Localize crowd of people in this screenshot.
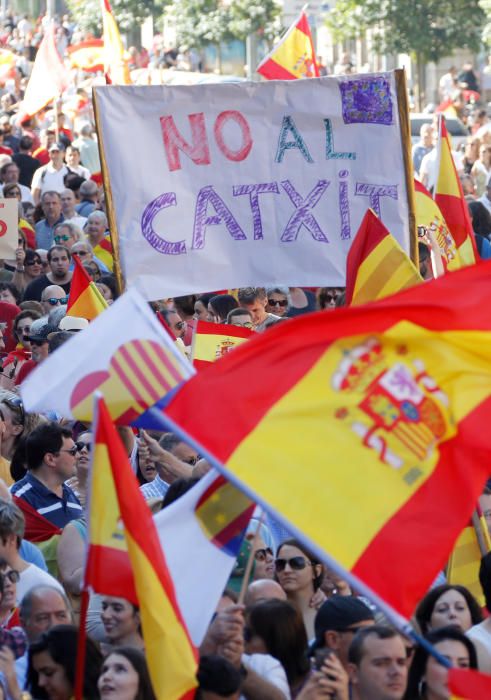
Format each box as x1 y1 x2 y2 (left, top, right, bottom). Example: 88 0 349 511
0 7 487 700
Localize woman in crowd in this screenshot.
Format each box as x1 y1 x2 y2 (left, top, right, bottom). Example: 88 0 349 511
66 431 91 507
415 584 482 635
0 559 20 627
0 283 20 307
194 293 214 321
471 144 491 196
11 249 43 295
98 647 156 700
101 596 144 652
207 294 238 323
1 309 41 388
405 626 477 700
97 275 119 306
275 538 324 640
266 287 290 317
27 624 102 700
245 598 311 697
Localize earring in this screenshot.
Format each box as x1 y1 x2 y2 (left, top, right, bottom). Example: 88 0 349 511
418 679 426 697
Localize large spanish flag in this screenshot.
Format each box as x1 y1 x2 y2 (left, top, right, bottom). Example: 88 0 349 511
89 397 197 698
414 178 463 271
345 209 422 305
157 261 491 618
101 0 131 85
449 668 491 699
192 320 253 370
67 255 108 321
434 116 477 266
256 7 319 80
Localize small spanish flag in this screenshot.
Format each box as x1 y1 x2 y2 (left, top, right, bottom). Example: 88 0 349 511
192 320 253 370
66 255 108 321
414 178 463 271
257 6 319 80
434 116 477 266
68 39 104 73
345 209 422 306
101 0 131 85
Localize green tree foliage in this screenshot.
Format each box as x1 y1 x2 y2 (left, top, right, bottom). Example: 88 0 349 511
66 0 154 34
327 0 484 64
168 0 281 49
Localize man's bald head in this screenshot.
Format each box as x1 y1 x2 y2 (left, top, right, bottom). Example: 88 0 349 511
19 585 72 642
245 579 287 607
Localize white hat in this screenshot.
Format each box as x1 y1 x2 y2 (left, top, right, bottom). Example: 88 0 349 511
59 316 89 332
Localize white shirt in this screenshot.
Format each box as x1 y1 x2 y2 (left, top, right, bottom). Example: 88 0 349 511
17 563 64 604
64 214 87 230
70 164 91 180
467 621 491 673
31 163 69 196
242 653 291 700
419 148 464 192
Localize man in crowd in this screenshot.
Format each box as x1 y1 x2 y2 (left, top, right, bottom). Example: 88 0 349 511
76 178 98 217
60 188 87 230
12 136 39 187
31 143 69 204
348 626 408 700
238 287 280 331
40 285 68 316
412 124 434 175
11 422 82 529
85 210 113 271
71 240 109 272
65 145 90 180
24 245 72 301
140 432 199 500
34 191 64 250
72 123 101 174
0 162 33 203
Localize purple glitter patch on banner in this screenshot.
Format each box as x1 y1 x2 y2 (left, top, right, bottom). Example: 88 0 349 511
340 77 393 125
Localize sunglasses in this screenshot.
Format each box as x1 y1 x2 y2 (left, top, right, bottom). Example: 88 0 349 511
3 396 24 424
1 569 19 584
268 299 288 307
254 547 273 562
44 296 69 306
73 250 88 257
58 446 78 456
275 556 311 572
75 441 91 452
54 234 70 243
175 321 186 330
26 259 42 266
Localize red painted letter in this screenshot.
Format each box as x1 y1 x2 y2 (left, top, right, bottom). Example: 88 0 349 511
160 113 211 172
214 110 253 162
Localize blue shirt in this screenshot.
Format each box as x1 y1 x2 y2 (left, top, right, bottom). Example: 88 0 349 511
140 475 169 501
35 215 64 250
19 540 48 571
11 472 82 529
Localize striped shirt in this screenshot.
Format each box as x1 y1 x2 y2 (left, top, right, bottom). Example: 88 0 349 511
11 472 82 529
140 475 169 501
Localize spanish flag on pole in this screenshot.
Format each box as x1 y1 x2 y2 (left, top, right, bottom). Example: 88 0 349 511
192 320 253 370
414 179 463 271
156 261 491 619
101 0 131 85
256 6 319 80
66 255 108 321
85 396 197 699
434 116 477 266
345 209 422 305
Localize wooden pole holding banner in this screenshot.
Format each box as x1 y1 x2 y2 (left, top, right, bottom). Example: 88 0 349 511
237 513 265 605
92 88 125 296
395 68 418 269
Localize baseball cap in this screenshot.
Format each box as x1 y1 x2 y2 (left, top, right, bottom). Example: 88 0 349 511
28 321 58 343
59 316 89 332
313 596 375 649
49 142 65 152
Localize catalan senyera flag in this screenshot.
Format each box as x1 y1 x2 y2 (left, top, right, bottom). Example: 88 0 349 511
18 24 70 120
68 39 104 73
192 320 254 370
67 255 108 321
20 287 195 423
345 209 422 306
91 397 197 698
155 260 491 618
414 178 463 272
101 0 131 85
256 7 319 80
434 116 477 266
449 667 491 699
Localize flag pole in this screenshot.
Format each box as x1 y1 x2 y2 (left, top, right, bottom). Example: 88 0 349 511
395 68 417 268
237 513 265 605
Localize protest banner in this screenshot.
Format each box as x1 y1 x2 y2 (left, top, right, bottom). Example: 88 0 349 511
0 199 18 258
93 69 415 300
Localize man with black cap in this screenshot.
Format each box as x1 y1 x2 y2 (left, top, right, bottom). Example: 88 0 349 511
312 595 375 670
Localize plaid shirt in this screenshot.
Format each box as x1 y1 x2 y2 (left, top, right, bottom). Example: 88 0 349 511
140 475 169 501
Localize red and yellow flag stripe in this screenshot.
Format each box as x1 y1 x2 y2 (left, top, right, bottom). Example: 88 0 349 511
67 255 108 321
257 9 319 80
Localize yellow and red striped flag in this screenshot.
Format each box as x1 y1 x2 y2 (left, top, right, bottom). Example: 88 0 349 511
449 667 491 699
157 260 491 618
192 320 253 370
68 39 104 73
86 396 198 698
414 178 463 272
67 255 108 321
345 209 422 306
434 116 477 266
257 7 319 80
101 0 131 85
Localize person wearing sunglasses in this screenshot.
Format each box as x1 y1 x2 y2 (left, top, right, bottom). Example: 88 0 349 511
11 249 43 297
275 538 324 640
160 308 187 340
23 244 72 303
11 422 82 530
0 559 21 627
53 221 83 250
266 287 291 318
65 432 91 508
40 285 69 316
0 310 42 388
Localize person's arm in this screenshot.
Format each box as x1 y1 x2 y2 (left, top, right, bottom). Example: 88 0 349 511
11 247 27 293
140 431 193 481
57 521 86 594
0 646 23 700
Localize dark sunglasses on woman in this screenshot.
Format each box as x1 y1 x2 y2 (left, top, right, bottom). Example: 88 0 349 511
275 556 311 572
